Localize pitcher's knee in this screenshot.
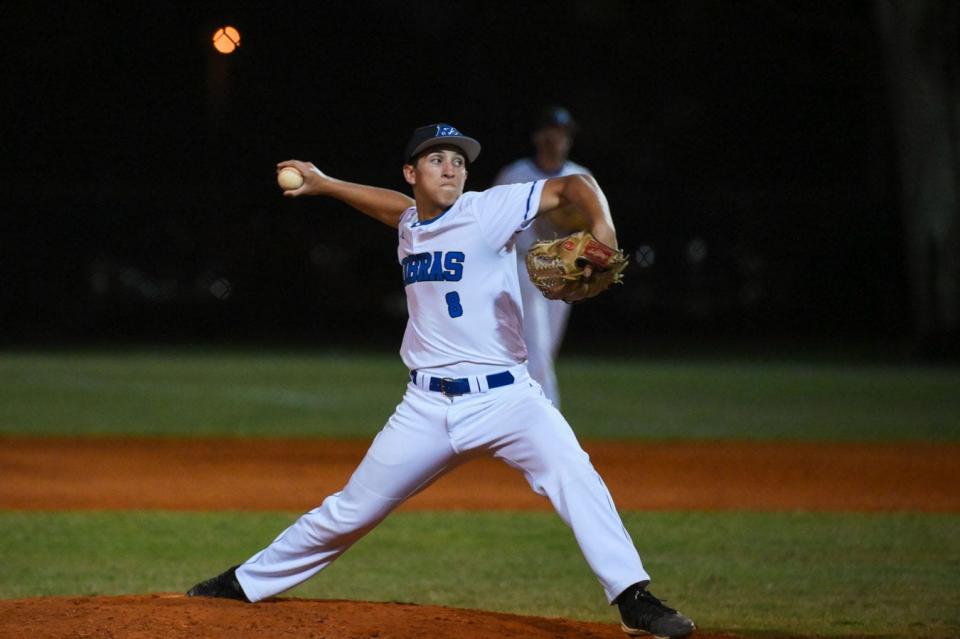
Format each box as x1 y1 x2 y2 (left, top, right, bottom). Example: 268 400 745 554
299 492 393 545
528 455 599 496
541 443 594 476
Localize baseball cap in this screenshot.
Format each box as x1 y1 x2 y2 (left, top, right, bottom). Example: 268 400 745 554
535 106 577 133
404 123 481 164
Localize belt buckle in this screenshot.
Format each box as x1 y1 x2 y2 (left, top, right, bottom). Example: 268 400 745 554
439 377 460 397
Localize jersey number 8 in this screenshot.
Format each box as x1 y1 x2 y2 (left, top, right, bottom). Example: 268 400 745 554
445 291 463 318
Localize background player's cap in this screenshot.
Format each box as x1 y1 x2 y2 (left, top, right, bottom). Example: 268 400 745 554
535 106 578 133
405 124 481 164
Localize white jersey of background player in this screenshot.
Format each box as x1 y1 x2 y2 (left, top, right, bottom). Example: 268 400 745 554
187 124 694 639
494 106 589 407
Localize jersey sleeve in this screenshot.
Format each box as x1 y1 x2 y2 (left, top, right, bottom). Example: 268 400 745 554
471 180 546 250
399 206 417 226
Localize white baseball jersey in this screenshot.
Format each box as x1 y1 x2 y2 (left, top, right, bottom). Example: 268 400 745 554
493 158 591 406
397 180 546 377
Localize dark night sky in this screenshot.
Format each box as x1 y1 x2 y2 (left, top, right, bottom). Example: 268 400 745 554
2 1 905 346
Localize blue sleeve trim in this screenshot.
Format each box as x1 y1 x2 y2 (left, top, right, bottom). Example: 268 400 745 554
523 181 538 221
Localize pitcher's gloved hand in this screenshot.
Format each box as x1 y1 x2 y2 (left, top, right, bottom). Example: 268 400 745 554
525 231 629 303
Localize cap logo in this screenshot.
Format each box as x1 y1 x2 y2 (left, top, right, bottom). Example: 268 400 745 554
436 125 461 137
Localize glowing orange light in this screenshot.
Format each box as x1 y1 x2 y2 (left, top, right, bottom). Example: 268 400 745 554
212 26 241 54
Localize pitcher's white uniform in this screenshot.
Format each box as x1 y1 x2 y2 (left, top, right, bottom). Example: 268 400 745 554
234 179 649 605
494 158 591 406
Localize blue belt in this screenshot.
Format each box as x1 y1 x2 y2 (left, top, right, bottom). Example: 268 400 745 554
410 370 516 396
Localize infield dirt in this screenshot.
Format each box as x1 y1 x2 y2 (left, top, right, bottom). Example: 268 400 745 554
0 595 755 639
1 437 957 511
2 437 957 638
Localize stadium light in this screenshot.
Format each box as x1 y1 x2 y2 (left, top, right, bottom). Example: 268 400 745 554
212 26 241 54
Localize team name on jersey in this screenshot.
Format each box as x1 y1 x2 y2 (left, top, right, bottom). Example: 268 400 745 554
402 251 465 285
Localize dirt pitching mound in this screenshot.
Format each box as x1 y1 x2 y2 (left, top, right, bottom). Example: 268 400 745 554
0 595 744 639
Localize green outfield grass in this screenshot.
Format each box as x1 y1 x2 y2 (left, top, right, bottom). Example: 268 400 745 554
0 511 957 638
1 350 958 440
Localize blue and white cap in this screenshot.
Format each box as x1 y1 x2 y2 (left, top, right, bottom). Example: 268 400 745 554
404 123 481 163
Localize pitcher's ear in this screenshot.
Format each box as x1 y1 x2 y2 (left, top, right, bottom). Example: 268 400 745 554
402 163 416 186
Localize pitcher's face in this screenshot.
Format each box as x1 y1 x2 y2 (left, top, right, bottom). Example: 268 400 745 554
404 147 468 209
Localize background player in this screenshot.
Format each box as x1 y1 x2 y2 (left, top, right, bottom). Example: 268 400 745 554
187 123 694 639
493 106 590 407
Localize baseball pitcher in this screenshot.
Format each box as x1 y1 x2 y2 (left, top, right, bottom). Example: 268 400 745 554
187 123 694 639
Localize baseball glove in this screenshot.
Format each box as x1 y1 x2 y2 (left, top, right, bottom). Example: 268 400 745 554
525 231 629 303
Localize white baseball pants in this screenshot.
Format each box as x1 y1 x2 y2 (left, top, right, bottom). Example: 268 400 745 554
518 263 572 407
235 367 649 604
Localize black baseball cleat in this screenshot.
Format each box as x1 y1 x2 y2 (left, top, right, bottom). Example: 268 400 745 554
616 583 695 638
186 565 250 602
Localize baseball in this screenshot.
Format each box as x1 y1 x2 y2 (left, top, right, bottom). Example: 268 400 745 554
277 167 304 191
